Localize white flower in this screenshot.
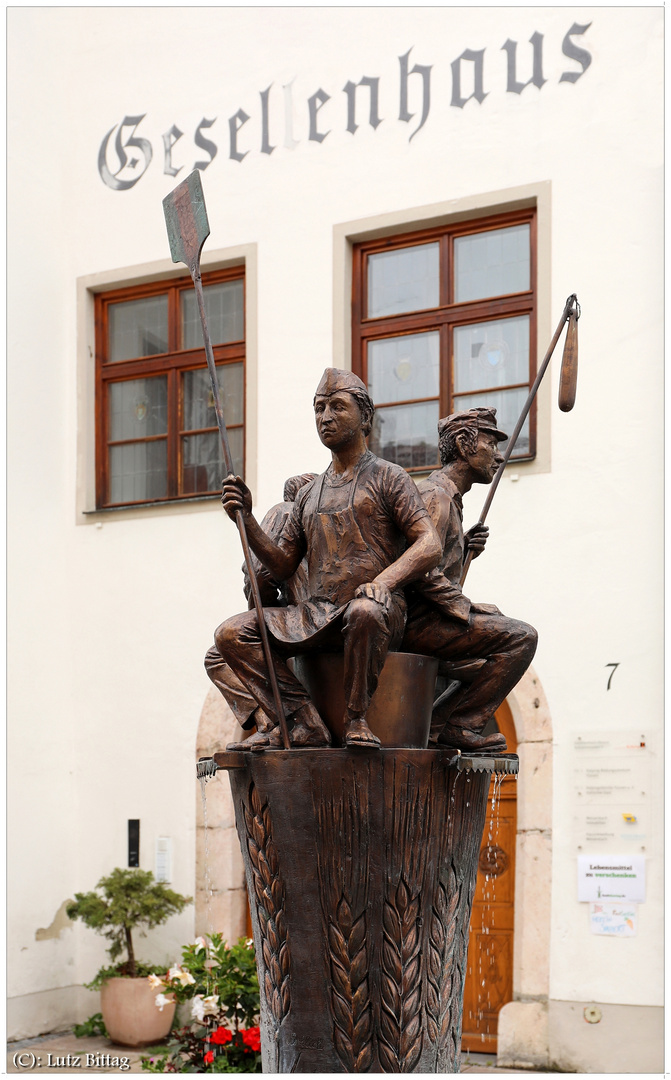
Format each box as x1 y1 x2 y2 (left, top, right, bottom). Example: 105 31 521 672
245 938 254 949
191 994 219 1022
191 937 207 952
147 974 164 990
154 993 174 1012
167 966 182 981
176 970 196 986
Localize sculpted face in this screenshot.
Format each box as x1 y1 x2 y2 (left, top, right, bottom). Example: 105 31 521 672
314 391 364 450
465 431 504 484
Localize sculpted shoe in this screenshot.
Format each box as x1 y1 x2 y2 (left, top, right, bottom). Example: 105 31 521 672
226 726 285 752
343 716 381 749
436 723 507 753
289 703 332 748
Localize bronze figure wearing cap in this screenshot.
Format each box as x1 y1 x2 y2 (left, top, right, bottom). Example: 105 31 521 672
402 407 538 751
210 369 442 749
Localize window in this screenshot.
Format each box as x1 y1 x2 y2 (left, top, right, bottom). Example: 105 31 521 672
95 268 244 507
352 210 536 471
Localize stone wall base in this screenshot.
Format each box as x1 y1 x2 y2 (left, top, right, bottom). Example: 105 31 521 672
498 998 664 1073
8 985 99 1041
497 1000 549 1069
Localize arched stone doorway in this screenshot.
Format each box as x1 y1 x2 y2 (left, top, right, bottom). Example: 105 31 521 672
194 687 248 940
497 664 553 1068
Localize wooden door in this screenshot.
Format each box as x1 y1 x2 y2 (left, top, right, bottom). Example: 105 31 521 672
461 703 517 1054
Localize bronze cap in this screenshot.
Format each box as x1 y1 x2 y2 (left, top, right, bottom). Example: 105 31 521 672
314 368 369 400
438 407 508 443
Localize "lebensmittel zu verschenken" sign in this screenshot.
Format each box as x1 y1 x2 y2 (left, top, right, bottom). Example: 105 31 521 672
577 855 645 902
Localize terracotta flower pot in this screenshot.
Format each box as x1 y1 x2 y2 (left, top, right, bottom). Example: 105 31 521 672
100 977 175 1047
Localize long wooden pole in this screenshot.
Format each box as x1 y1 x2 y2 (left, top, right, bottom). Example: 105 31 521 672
163 172 291 749
459 294 580 586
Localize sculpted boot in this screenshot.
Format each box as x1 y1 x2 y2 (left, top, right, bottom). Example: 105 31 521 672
226 707 283 752
436 720 507 753
289 702 332 748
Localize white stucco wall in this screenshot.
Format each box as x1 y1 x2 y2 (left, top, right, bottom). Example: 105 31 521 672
8 5 663 1055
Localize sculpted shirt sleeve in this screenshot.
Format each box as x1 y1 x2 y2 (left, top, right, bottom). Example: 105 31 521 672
243 503 286 608
412 477 472 623
274 484 310 575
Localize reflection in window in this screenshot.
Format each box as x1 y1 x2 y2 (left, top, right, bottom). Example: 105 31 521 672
454 224 530 303
368 243 439 318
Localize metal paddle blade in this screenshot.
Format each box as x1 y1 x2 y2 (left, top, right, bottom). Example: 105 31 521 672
162 170 210 271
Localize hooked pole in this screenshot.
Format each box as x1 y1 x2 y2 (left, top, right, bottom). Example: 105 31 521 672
459 293 580 586
163 171 291 750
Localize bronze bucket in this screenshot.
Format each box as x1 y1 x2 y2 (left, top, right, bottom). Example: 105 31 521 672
290 651 438 748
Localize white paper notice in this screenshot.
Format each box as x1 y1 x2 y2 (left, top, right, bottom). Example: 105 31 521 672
577 855 646 902
590 902 637 936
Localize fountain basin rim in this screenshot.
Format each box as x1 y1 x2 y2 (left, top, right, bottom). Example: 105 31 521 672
197 748 519 776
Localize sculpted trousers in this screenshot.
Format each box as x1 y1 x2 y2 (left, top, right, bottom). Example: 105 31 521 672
402 607 537 734
204 648 267 731
212 597 405 725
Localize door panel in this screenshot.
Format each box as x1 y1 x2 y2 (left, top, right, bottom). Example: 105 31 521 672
461 704 517 1054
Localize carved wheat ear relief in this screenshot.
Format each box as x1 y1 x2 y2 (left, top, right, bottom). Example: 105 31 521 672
426 858 461 1049
315 770 374 1073
378 768 431 1073
243 782 290 1032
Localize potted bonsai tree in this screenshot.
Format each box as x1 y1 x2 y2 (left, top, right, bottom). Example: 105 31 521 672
67 868 192 1047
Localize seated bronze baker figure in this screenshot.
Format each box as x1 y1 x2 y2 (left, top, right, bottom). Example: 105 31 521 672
209 368 442 749
403 407 538 752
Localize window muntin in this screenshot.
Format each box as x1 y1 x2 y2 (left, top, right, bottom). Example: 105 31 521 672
96 268 244 508
353 211 536 471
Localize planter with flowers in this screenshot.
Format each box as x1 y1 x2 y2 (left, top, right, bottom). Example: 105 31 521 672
140 934 262 1073
66 868 192 1047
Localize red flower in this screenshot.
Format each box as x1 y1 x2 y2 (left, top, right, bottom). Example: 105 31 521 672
210 1027 233 1045
241 1027 261 1052
203 1050 214 1065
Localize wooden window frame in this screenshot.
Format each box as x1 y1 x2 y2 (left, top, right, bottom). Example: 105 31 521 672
95 266 245 508
352 208 537 472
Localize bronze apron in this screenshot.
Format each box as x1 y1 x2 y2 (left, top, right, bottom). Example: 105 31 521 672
264 453 394 646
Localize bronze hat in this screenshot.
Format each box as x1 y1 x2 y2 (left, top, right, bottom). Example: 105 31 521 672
314 368 370 400
437 407 508 443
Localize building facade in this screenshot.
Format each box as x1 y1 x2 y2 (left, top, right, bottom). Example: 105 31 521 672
8 7 663 1072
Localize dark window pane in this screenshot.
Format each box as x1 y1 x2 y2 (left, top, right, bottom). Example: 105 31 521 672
367 332 439 405
454 224 529 302
368 243 439 318
181 280 244 348
108 296 168 362
109 440 168 503
182 364 243 431
453 316 529 394
369 401 440 470
452 388 530 456
181 428 243 494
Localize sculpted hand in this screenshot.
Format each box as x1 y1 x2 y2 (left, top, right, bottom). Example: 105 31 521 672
355 581 392 614
465 523 489 559
471 601 502 616
221 474 253 521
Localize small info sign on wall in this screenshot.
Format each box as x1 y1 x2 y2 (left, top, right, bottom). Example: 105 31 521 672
577 855 645 902
589 902 637 937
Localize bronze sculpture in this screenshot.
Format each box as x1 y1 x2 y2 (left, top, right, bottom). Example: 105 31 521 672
165 174 579 1074
403 408 538 752
204 472 316 750
211 368 442 749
